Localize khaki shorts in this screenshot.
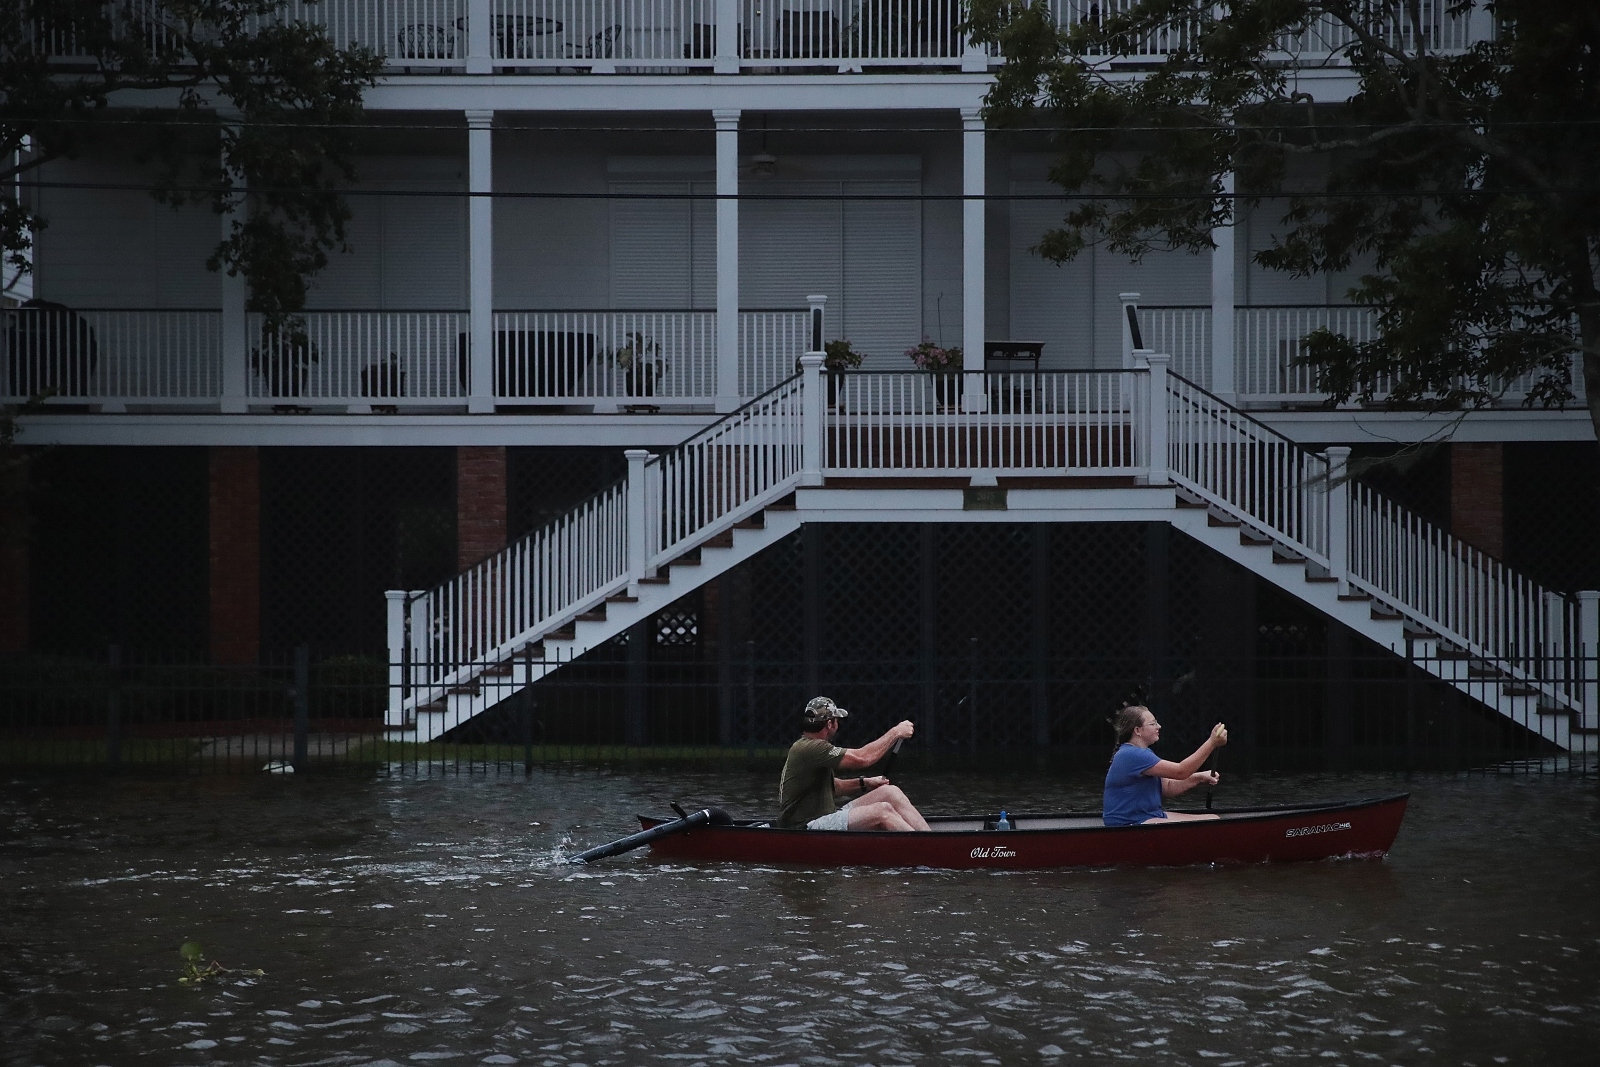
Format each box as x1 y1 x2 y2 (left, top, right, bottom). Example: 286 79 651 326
806 800 855 831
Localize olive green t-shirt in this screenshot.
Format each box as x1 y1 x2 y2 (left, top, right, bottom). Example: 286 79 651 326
778 737 847 828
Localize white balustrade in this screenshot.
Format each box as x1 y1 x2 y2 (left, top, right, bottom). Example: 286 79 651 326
652 374 807 563
1 308 221 403
1347 483 1568 682
1139 306 1211 388
1166 372 1330 562
826 371 1144 475
1234 305 1378 400
407 480 630 704
739 309 809 396
491 310 715 400
247 311 467 403
277 0 469 65
35 0 1491 67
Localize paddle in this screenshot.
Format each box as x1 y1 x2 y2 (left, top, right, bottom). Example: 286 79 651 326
568 806 732 864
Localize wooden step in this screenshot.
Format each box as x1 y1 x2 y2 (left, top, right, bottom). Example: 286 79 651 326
1271 547 1306 564
447 683 480 696
607 593 638 604
1537 704 1572 718
671 551 703 566
483 663 514 677
1240 530 1272 547
547 623 576 640
639 574 671 585
1402 622 1438 641
1370 605 1404 621
734 515 765 530
767 492 798 511
1338 591 1372 602
1304 573 1338 584
577 606 607 623
419 700 446 715
703 530 734 549
1467 664 1506 679
1503 683 1540 698
1208 512 1241 528
1175 490 1208 510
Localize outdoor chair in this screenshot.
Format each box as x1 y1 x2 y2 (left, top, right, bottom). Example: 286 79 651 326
984 340 1044 413
396 23 456 60
776 11 840 58
566 24 625 61
683 22 716 59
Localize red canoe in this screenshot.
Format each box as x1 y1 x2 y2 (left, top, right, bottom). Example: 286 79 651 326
639 794 1409 869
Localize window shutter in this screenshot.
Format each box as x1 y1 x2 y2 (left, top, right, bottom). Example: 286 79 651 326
609 181 692 308
842 179 921 366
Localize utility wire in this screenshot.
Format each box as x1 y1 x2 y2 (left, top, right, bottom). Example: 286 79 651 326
16 179 1584 200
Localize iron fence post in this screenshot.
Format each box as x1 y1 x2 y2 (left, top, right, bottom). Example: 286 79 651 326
523 689 535 776
293 644 309 772
106 644 122 769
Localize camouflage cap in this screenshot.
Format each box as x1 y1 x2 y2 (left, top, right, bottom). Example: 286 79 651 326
803 696 849 726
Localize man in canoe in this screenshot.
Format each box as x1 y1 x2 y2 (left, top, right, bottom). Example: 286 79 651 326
778 697 931 832
1103 705 1227 826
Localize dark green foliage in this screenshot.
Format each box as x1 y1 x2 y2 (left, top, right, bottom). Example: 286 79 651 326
968 0 1600 434
1 1 381 328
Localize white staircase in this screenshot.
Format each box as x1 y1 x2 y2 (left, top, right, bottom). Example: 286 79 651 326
387 353 1600 752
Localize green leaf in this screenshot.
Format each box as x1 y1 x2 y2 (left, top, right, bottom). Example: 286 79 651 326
180 941 204 962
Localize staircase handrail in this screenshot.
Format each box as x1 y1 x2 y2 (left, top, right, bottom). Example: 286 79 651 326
1165 371 1332 563
1168 371 1580 705
1346 480 1579 701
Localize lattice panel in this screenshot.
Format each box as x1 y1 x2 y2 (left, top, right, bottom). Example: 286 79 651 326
1505 442 1600 592
1045 523 1146 747
934 523 1037 749
28 446 208 657
507 447 627 541
814 522 922 742
261 447 455 657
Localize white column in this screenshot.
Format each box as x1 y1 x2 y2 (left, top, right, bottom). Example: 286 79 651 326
714 0 738 73
714 109 741 412
1210 170 1236 397
385 590 408 726
466 0 491 74
800 353 824 486
1325 445 1351 594
1143 351 1169 485
625 449 651 595
467 110 494 414
1580 589 1600 730
219 135 248 413
961 107 987 413
1119 291 1141 370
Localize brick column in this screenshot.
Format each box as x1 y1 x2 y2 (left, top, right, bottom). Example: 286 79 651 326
209 447 260 665
457 446 507 570
1451 443 1504 558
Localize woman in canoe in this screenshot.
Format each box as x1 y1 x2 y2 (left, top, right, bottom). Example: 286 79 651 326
1103 705 1227 826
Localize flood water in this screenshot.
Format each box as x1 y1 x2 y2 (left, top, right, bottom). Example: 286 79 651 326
3 766 1599 1066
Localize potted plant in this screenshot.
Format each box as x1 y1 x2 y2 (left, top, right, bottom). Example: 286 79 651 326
250 317 318 398
905 337 963 409
612 331 663 397
798 338 864 408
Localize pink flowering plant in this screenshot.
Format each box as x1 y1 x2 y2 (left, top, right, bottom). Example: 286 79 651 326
905 338 962 372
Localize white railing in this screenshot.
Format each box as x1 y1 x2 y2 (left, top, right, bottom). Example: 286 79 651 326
739 309 809 396
652 375 807 564
741 0 968 66
828 371 1144 475
404 480 629 708
492 309 716 400
1167 372 1330 562
1139 306 1211 388
1 308 221 403
247 311 467 403
277 0 469 65
1235 305 1379 399
1347 483 1569 685
35 0 1491 68
491 0 716 67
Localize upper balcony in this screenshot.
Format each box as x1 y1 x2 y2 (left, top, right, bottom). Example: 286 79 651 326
38 0 1493 78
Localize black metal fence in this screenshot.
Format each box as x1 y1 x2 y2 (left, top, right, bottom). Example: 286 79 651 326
1 645 1594 777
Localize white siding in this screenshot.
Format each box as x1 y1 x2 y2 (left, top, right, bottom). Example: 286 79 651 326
306 156 467 310
33 155 216 308
1009 178 1208 368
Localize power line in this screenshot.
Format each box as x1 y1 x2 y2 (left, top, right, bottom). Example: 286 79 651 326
16 179 1582 200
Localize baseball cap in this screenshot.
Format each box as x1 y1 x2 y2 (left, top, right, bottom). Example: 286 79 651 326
803 696 849 726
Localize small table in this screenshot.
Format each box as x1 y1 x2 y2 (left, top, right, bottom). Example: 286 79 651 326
984 341 1045 412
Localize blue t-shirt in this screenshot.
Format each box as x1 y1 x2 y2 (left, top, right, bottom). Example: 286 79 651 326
1103 744 1164 826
